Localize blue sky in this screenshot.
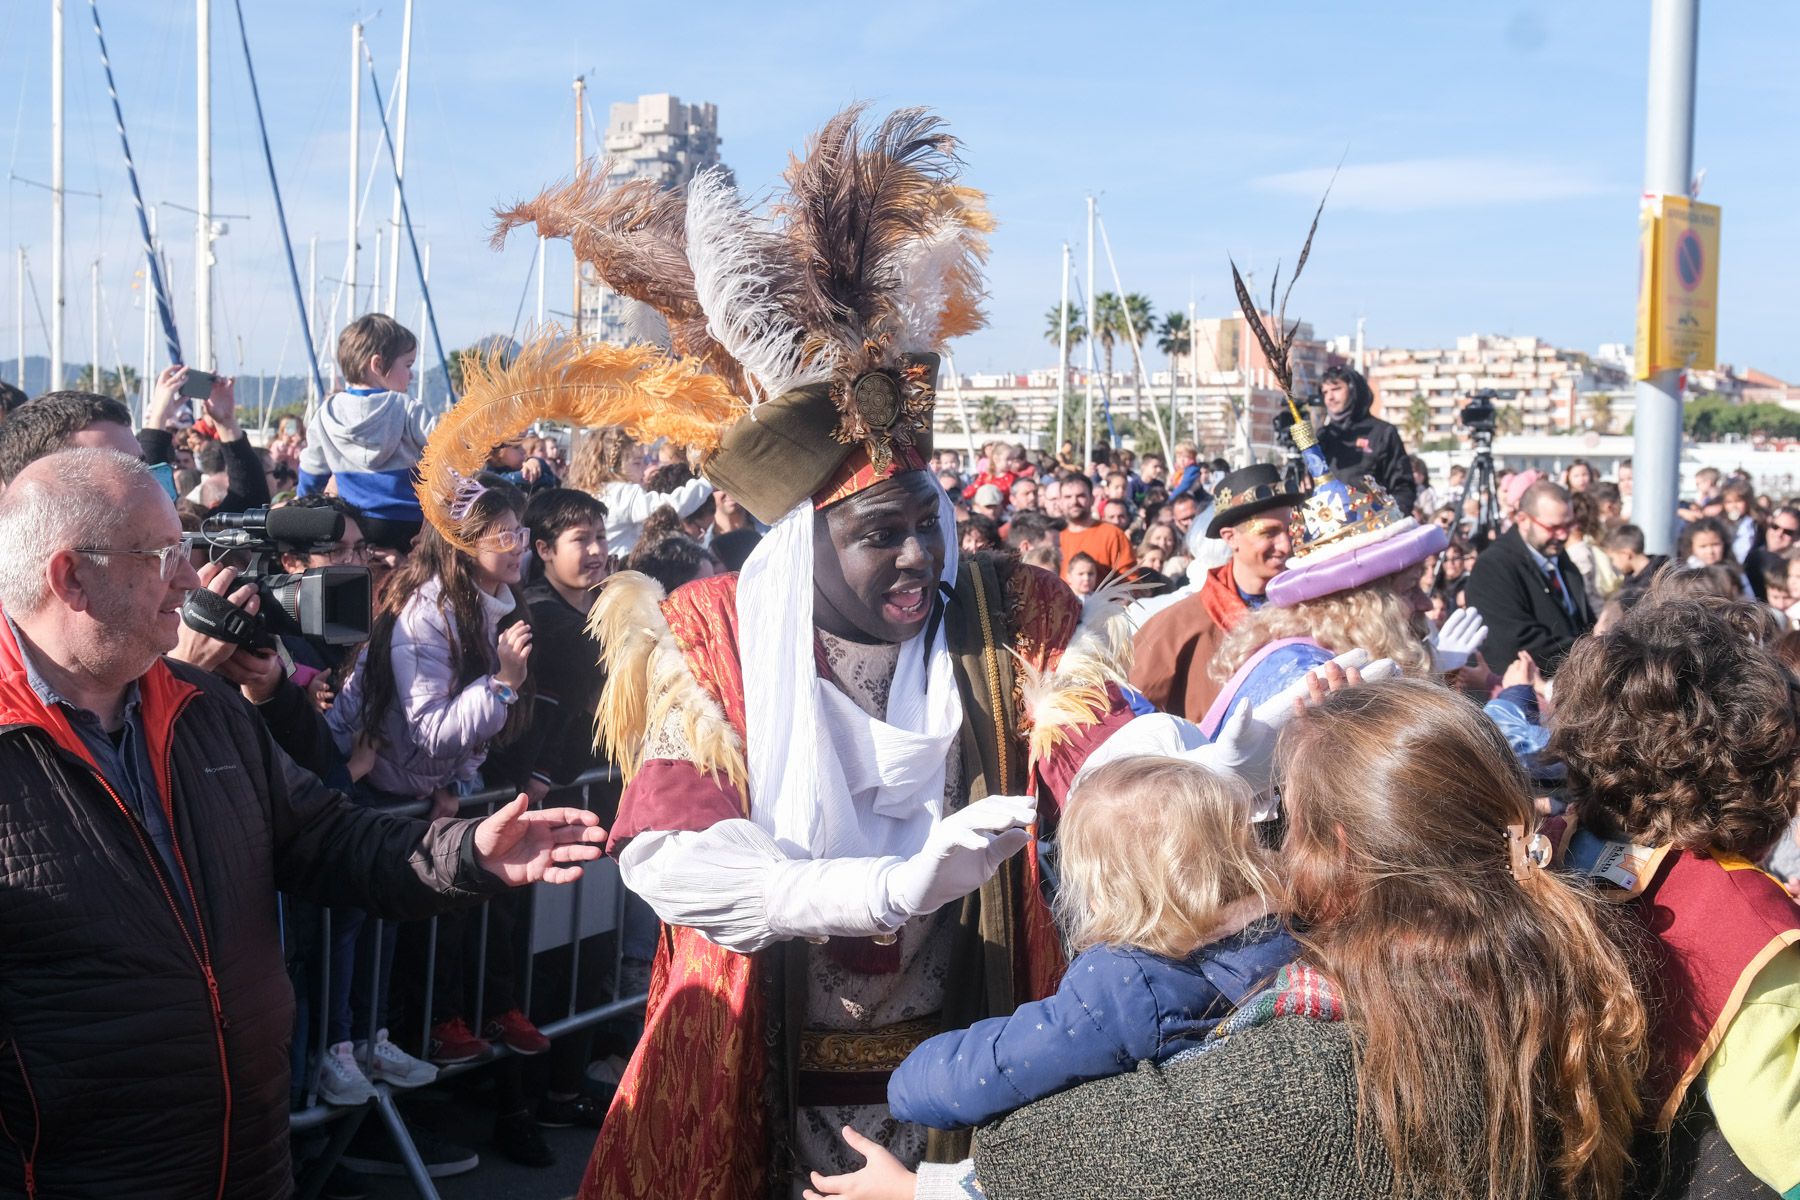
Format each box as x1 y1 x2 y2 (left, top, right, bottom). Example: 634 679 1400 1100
4 1 1796 384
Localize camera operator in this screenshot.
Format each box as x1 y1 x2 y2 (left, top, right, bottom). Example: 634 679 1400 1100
1314 365 1417 515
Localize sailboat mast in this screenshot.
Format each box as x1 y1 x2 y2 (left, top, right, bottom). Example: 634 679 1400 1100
572 76 585 340
51 0 66 388
1056 241 1070 453
195 0 213 368
17 249 26 390
535 236 546 330
306 235 318 401
1082 195 1096 470
346 22 361 319
89 258 99 390
384 0 413 316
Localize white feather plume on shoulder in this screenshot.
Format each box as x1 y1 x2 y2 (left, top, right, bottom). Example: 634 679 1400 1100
1014 574 1142 766
684 168 836 406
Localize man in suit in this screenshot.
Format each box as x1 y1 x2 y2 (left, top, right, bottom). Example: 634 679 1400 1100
1463 479 1594 675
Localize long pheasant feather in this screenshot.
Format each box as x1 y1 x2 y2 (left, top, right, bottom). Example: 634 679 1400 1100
1229 256 1289 395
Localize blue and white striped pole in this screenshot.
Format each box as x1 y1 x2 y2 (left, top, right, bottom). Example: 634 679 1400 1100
90 0 183 370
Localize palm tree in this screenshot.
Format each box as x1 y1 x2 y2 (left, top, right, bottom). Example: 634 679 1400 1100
1157 312 1193 436
1496 400 1526 436
1588 391 1615 435
1405 395 1432 446
74 364 138 401
1156 311 1191 361
1091 292 1124 386
1044 301 1086 354
973 393 1005 433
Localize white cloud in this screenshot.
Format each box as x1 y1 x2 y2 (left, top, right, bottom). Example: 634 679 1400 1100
1251 156 1613 212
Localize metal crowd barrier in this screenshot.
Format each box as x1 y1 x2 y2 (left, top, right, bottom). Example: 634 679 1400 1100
287 767 648 1200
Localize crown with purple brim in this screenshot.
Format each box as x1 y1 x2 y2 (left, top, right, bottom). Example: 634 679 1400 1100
1265 397 1447 607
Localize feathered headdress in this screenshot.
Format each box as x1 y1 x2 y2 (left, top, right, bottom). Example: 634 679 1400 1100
417 103 993 538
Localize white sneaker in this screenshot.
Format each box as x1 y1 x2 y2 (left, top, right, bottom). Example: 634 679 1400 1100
315 1041 377 1106
357 1028 439 1089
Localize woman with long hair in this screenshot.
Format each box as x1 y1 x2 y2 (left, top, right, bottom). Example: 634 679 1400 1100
564 426 713 556
960 678 1648 1200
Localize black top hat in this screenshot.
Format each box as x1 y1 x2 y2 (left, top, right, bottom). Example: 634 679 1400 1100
1205 464 1304 538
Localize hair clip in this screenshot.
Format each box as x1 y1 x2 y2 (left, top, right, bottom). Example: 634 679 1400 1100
1505 823 1553 882
447 469 490 524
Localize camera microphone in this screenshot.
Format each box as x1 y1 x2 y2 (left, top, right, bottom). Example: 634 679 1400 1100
210 505 343 546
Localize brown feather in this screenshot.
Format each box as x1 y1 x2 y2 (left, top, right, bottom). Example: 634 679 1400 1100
1230 257 1290 395
775 105 960 349
416 333 742 551
491 164 749 396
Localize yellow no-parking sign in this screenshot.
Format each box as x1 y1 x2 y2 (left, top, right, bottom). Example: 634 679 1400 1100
1635 194 1720 379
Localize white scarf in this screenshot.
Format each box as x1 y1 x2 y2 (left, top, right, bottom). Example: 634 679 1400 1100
736 489 962 860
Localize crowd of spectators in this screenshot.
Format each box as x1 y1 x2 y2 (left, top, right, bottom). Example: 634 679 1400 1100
0 329 1797 1198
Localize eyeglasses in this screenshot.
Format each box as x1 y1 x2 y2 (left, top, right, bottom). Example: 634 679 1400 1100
1521 512 1572 538
75 541 188 581
316 540 369 564
478 528 530 553
1769 524 1800 539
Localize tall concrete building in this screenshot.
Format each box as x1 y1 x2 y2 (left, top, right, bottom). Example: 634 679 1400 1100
577 93 728 343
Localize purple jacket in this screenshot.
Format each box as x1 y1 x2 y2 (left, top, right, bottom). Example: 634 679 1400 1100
329 579 516 796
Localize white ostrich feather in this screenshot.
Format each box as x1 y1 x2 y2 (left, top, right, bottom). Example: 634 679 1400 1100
886 216 971 353
684 168 835 405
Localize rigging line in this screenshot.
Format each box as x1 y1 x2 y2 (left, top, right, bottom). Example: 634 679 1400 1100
362 41 454 409
23 257 53 351
8 174 103 199
229 0 325 399
89 0 183 366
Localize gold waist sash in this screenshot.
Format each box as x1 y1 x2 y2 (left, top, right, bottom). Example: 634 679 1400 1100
797 1014 940 1074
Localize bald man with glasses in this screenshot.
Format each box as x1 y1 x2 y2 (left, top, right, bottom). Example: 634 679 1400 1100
0 448 605 1198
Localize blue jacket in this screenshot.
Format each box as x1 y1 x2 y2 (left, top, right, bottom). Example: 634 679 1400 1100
888 918 1298 1129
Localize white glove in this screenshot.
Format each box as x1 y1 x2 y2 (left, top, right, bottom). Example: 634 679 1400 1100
1427 606 1489 673
1197 649 1396 794
881 793 1037 924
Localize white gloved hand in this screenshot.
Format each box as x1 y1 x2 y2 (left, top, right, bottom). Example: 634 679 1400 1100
881 793 1037 924
1197 648 1393 794
1427 606 1489 673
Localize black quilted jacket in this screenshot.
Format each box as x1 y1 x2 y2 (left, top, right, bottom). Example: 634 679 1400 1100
0 638 505 1200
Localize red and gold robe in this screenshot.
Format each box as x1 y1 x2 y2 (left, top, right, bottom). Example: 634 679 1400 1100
581 559 1132 1199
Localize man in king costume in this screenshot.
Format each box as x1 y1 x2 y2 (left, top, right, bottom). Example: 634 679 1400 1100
408 107 1322 1197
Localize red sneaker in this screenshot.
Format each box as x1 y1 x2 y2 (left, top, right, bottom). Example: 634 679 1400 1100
427 1017 492 1065
483 1008 551 1056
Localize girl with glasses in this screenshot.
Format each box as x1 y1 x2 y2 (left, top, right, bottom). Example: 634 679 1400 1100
324 476 545 1099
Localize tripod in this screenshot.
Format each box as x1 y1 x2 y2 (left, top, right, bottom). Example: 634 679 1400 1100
1464 433 1502 545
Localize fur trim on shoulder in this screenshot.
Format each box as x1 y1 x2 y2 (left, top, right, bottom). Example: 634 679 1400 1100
589 571 746 790
1015 575 1139 766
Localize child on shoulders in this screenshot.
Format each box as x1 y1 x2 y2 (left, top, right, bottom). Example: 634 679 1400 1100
300 313 434 551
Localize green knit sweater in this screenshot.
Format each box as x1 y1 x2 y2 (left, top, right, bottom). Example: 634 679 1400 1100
972 1017 1406 1199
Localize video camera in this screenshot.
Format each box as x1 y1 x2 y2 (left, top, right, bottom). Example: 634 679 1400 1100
1271 396 1309 455
1461 390 1499 442
180 506 372 651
